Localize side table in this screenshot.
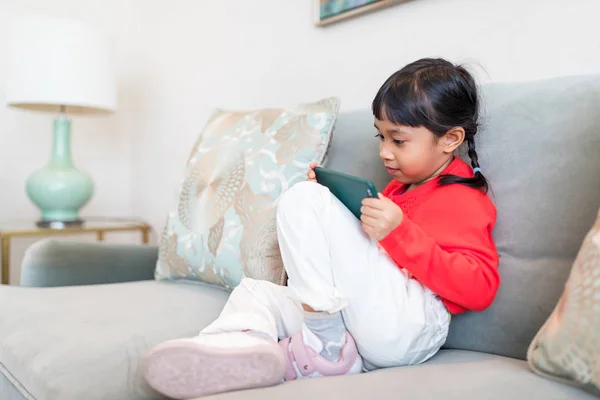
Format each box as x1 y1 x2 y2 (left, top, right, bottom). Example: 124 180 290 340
0 219 152 285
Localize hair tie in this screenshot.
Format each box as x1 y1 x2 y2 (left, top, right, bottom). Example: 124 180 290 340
473 167 481 174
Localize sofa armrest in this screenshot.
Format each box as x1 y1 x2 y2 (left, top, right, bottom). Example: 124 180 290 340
19 238 159 287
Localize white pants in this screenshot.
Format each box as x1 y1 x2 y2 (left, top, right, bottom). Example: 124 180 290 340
201 181 450 370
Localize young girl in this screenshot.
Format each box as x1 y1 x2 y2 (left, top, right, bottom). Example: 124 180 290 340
142 58 500 399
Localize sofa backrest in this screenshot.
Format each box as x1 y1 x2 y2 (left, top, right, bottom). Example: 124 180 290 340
326 75 600 360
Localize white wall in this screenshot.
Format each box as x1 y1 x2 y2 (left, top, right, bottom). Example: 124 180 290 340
2 0 600 282
125 0 600 233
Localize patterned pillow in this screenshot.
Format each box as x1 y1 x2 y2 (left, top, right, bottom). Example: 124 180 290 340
527 208 600 395
154 97 340 290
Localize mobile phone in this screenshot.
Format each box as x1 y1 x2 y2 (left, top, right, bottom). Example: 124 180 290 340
314 167 378 219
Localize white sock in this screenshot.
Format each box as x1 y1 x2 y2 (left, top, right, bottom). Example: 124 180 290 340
302 311 346 361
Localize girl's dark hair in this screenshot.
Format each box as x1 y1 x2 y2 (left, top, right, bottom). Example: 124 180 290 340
372 58 489 193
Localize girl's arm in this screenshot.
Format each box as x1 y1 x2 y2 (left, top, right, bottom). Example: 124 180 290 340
379 195 500 312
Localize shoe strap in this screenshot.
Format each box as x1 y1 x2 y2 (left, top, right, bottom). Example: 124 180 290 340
287 331 359 378
290 331 317 376
280 336 298 381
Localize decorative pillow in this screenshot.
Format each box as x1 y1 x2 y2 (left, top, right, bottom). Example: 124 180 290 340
527 208 600 395
154 97 340 290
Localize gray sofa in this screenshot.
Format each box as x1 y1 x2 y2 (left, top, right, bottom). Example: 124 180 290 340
2 75 600 400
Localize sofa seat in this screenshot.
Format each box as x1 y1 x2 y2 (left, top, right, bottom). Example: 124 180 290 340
204 350 596 400
0 281 229 400
1 280 595 400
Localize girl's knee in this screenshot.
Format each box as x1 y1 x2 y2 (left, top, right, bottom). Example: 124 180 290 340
277 181 328 218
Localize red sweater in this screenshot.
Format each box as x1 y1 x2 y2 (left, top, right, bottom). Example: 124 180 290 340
379 158 499 314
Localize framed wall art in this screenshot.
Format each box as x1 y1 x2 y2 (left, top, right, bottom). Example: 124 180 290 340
315 0 408 26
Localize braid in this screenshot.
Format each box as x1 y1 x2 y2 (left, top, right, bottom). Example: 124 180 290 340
438 134 489 193
466 136 481 171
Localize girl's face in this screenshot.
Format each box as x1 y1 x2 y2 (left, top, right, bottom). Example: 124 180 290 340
374 117 463 187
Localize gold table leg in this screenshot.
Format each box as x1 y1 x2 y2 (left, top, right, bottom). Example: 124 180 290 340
1 236 10 285
142 227 150 244
97 231 105 241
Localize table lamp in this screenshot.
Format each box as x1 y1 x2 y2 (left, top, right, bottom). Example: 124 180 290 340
5 16 116 228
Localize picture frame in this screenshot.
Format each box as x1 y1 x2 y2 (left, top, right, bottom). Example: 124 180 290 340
315 0 408 27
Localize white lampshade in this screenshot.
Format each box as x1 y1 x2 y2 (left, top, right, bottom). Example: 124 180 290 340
5 16 116 114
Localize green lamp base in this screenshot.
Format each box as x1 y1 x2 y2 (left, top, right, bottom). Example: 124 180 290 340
26 117 93 227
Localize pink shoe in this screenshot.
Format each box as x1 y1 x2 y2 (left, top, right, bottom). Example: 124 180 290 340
279 330 363 380
141 332 285 399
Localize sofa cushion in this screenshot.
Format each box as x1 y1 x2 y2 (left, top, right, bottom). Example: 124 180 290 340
327 75 600 360
0 281 229 400
155 97 340 290
201 350 596 400
444 75 600 359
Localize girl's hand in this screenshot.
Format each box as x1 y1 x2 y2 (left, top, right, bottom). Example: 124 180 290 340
307 162 319 183
361 194 404 241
